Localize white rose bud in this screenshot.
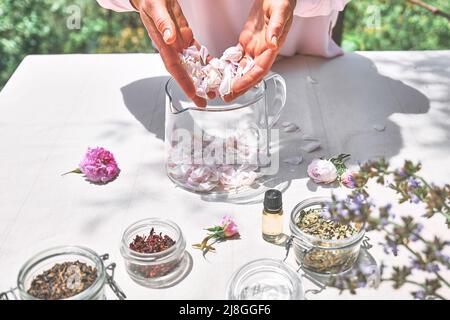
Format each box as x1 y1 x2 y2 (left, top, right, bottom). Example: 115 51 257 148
307 159 338 184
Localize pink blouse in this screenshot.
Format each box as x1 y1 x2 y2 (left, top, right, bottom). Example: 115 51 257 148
96 0 349 58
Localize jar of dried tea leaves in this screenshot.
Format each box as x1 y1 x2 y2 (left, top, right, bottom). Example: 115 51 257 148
13 246 124 300
120 218 190 288
289 197 366 275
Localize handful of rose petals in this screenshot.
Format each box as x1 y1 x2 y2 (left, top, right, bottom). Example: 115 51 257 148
180 45 255 99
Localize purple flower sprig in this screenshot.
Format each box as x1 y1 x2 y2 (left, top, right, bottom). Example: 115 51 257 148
323 158 450 299
357 159 450 225
63 147 120 184
324 191 373 226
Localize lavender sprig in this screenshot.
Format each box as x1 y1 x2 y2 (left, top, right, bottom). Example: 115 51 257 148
325 158 450 299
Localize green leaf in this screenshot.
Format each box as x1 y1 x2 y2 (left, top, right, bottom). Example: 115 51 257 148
206 226 222 232
330 153 351 176
61 168 82 176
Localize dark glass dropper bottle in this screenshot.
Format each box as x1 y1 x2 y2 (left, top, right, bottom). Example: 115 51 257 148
262 189 284 243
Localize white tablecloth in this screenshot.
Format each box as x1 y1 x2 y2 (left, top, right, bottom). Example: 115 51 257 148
0 51 449 299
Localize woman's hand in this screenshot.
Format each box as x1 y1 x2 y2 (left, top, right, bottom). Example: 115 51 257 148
131 0 207 107
224 0 296 102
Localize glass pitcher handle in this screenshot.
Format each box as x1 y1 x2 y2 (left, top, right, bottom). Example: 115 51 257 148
264 72 287 129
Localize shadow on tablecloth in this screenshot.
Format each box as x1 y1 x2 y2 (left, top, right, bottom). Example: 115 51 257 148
120 53 431 202
272 52 430 191
121 76 170 141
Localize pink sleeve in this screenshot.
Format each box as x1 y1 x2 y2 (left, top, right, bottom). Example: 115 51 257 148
96 0 136 12
294 0 350 17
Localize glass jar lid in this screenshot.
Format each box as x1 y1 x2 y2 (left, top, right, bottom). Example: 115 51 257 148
226 258 304 300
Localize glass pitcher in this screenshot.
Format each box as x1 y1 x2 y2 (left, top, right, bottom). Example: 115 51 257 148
165 73 286 194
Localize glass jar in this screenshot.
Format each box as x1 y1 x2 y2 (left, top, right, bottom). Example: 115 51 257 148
303 247 380 291
17 246 108 300
120 218 189 288
226 258 304 300
289 197 366 275
165 73 286 196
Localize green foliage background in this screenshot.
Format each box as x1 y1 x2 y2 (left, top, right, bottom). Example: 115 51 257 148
0 0 449 89
342 0 450 51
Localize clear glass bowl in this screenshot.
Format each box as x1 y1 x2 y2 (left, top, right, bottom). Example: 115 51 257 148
289 197 366 275
17 246 106 300
120 218 189 288
226 258 304 300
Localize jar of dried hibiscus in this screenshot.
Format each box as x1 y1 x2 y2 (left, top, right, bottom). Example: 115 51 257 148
120 218 189 288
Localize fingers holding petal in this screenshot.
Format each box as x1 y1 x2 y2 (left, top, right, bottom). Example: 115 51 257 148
231 49 277 94
191 95 208 108
165 58 206 107
223 89 244 103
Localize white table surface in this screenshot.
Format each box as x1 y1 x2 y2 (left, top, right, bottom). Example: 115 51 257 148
0 51 449 300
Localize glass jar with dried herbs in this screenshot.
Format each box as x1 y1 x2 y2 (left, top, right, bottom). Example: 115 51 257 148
289 197 366 275
120 218 189 288
17 246 109 300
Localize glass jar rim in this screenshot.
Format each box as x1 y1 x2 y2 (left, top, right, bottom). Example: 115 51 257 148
165 77 267 114
226 258 304 300
17 245 106 300
289 196 366 249
120 218 185 264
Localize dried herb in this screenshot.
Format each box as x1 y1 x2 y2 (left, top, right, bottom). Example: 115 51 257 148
294 207 362 274
27 261 97 300
129 228 176 254
297 208 357 240
128 228 178 279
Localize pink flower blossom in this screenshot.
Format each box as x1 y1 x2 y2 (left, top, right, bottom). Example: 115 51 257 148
341 170 357 189
193 215 240 254
219 215 239 238
79 147 120 183
307 159 338 184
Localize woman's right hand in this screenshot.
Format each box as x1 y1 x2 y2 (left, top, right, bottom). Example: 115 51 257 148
131 0 207 107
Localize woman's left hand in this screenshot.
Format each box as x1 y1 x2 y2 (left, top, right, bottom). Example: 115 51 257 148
224 0 296 102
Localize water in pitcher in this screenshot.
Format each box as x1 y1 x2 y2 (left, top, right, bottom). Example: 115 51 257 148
165 74 286 194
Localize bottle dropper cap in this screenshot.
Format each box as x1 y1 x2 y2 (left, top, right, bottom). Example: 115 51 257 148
264 189 282 212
